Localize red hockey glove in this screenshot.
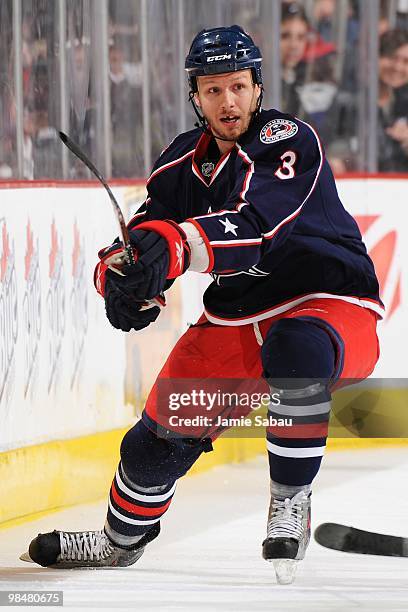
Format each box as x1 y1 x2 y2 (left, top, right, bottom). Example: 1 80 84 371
94 237 131 298
104 221 191 301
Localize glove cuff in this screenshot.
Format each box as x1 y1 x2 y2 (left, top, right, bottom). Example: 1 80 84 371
136 220 190 279
94 261 108 297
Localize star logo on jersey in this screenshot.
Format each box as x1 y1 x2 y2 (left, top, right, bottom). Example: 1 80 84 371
260 119 298 144
219 217 238 236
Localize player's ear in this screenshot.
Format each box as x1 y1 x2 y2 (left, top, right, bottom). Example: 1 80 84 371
194 92 201 108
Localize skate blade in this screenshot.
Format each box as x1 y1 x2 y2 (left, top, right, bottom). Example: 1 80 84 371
18 554 119 570
272 559 298 585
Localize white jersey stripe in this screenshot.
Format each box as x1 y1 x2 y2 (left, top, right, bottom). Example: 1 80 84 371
236 202 249 212
210 153 231 184
263 202 304 240
204 292 384 326
191 139 231 187
267 440 326 458
210 238 262 246
193 209 241 220
236 145 255 202
147 149 195 184
192 162 208 186
263 119 324 240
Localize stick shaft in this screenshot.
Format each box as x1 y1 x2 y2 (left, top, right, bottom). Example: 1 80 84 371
58 131 134 264
58 131 165 310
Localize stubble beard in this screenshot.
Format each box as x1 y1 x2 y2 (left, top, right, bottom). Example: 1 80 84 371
210 116 250 143
204 89 259 144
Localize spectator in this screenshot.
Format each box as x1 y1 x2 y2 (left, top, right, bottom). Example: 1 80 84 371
280 2 309 116
379 0 391 36
313 0 337 41
313 0 360 93
0 131 13 179
66 38 95 177
109 45 143 177
23 107 35 180
0 77 16 177
296 40 356 169
280 4 356 169
378 29 408 171
32 110 62 179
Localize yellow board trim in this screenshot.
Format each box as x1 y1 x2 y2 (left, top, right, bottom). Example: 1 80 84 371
1 425 407 530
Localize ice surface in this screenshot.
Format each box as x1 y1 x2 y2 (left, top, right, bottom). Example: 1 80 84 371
1 448 408 611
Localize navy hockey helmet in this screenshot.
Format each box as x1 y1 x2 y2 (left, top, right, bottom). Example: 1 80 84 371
185 25 263 92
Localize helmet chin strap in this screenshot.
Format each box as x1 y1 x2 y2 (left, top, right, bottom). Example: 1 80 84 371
188 86 264 143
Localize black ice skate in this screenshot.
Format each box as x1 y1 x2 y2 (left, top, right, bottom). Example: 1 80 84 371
262 490 311 584
20 523 160 569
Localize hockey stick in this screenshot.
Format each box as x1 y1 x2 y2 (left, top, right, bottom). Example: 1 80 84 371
59 131 135 266
314 522 408 557
59 131 164 308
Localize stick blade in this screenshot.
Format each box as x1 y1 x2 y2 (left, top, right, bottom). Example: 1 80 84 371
58 130 103 182
314 522 408 557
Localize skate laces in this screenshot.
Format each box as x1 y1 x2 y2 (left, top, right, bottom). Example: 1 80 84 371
267 491 309 540
59 531 114 562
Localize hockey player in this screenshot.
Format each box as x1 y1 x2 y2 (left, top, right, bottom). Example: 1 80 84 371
22 26 382 584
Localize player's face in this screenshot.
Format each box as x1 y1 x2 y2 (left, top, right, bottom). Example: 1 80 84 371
195 70 261 149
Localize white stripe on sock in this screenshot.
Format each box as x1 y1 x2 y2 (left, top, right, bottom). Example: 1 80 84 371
269 401 331 417
267 440 325 458
108 500 161 526
115 469 176 503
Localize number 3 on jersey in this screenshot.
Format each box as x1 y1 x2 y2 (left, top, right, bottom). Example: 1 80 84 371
275 150 297 180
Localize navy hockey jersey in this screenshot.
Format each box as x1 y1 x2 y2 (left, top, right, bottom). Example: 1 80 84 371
130 108 383 325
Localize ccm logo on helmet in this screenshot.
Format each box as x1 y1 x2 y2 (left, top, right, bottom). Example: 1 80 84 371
207 54 232 62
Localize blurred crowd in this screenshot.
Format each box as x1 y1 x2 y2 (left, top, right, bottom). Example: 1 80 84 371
280 0 408 173
1 0 408 180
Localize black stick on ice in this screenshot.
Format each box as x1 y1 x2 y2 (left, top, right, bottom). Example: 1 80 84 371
58 131 135 265
314 522 408 557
